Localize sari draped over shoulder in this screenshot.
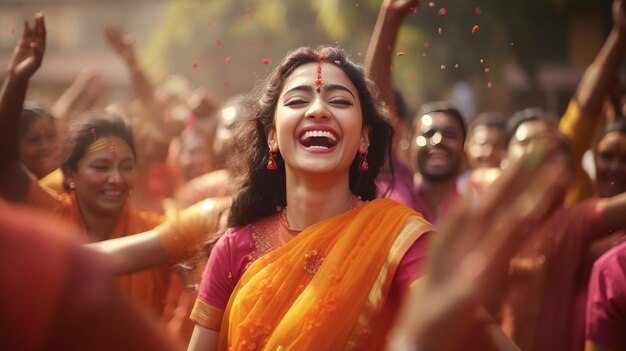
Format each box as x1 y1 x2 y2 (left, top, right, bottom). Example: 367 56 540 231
24 173 170 316
219 199 434 350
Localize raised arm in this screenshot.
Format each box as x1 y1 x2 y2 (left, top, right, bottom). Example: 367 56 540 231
0 13 46 201
364 0 417 126
575 0 626 117
51 67 104 128
105 24 155 112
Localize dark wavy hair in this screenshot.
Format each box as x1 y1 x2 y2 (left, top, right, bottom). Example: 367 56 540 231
62 111 137 172
227 46 394 227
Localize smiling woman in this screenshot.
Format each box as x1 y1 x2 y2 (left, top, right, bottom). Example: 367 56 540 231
186 46 436 351
0 14 170 318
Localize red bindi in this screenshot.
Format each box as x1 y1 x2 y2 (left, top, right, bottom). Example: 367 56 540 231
314 53 325 93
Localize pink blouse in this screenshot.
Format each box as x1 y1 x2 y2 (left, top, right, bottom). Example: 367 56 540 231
197 212 430 312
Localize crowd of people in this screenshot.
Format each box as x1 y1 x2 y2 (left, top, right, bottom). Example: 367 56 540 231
1 0 626 350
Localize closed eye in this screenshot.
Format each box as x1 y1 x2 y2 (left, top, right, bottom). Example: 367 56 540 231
329 98 353 106
284 98 308 106
91 165 109 171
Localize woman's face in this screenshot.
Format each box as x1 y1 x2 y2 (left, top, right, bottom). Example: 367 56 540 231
595 131 626 197
68 136 137 216
20 117 61 179
268 62 367 178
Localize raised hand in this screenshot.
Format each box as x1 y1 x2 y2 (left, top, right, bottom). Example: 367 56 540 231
105 24 137 64
613 0 626 35
384 0 419 14
7 13 46 80
187 88 218 119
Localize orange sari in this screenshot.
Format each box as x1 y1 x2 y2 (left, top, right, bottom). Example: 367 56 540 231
218 199 434 350
24 174 170 316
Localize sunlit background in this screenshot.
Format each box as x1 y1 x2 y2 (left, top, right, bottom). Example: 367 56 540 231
0 0 616 121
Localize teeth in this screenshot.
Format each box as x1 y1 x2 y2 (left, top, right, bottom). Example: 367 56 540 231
301 130 337 142
103 190 123 196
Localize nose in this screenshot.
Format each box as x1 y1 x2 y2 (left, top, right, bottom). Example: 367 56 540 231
108 168 124 186
304 98 330 120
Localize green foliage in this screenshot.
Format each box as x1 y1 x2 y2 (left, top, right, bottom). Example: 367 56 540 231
140 0 610 112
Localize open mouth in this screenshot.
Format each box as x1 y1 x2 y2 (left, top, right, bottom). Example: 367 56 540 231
101 189 124 197
299 130 339 149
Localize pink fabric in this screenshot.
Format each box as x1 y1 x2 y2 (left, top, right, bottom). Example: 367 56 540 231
376 157 417 209
197 210 431 310
413 185 461 225
502 198 608 351
586 240 626 350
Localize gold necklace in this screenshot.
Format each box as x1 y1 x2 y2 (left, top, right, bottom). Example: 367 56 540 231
279 195 360 231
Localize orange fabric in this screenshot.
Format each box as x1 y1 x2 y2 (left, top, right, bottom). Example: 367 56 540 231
23 175 170 316
559 98 597 206
218 199 434 350
157 197 230 262
39 167 65 193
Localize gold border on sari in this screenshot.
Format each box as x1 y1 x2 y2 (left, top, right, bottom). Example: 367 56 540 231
190 298 224 331
345 216 434 349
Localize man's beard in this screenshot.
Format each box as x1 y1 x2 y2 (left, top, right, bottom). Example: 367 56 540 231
417 157 459 182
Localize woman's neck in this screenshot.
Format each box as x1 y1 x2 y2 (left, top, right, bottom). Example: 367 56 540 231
78 204 123 242
284 171 354 231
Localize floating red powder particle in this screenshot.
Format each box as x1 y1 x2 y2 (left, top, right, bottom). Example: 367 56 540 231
396 51 406 57
428 2 436 8
484 67 491 74
472 25 480 33
191 60 198 68
215 39 222 46
440 64 446 70
438 27 443 34
225 56 232 64
475 6 482 15
423 42 430 49
261 58 271 65
244 6 253 14
487 81 493 88
454 63 460 69
480 58 485 64
411 7 419 14
223 79 230 86
438 8 446 16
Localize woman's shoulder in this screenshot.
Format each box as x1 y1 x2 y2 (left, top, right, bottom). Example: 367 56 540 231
367 198 428 217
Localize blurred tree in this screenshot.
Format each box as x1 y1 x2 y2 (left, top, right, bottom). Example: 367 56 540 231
140 0 611 116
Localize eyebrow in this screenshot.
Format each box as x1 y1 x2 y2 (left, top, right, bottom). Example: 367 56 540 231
87 155 135 163
284 84 356 98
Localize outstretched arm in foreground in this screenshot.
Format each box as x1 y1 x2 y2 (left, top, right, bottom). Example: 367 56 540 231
388 141 568 351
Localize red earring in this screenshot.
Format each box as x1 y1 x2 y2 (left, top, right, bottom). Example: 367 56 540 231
267 150 278 170
359 151 369 171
